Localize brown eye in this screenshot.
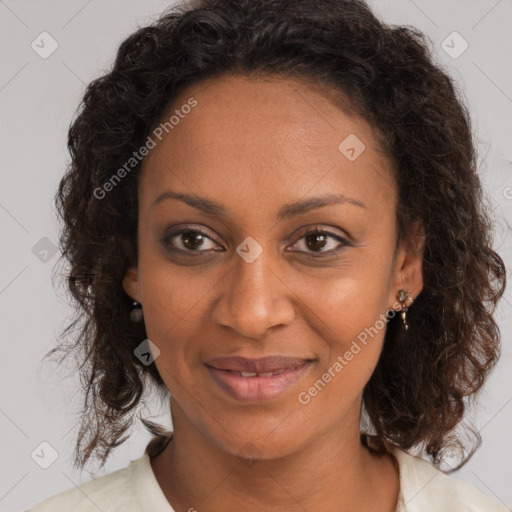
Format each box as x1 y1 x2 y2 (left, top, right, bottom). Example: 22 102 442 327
180 231 208 250
288 227 350 256
162 227 222 253
305 232 329 251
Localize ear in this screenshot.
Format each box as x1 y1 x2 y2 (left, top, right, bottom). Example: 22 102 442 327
388 220 425 310
122 266 141 303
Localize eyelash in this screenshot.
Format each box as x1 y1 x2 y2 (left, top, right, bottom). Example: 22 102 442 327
161 225 351 257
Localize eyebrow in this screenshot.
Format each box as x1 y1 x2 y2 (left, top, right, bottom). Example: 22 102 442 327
151 190 366 221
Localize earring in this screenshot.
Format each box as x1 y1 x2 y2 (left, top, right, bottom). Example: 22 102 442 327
397 289 413 330
130 301 143 322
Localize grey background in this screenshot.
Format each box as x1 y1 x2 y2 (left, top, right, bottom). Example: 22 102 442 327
0 0 511 510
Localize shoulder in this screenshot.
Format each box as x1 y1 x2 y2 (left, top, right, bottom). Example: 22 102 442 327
394 447 508 512
26 460 140 512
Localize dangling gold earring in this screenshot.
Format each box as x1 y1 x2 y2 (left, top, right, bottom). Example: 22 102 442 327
397 289 413 330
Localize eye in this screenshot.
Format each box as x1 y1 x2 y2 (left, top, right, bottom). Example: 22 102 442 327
161 226 222 254
287 226 350 256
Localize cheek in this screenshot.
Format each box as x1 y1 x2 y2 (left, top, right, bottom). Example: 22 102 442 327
291 248 393 341
293 284 389 425
137 229 215 337
290 252 393 399
137 252 222 388
296 293 388 412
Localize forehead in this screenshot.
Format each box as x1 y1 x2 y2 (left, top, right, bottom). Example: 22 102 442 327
139 74 396 219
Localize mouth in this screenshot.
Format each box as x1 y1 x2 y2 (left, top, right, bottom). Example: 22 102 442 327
204 355 314 373
204 355 314 402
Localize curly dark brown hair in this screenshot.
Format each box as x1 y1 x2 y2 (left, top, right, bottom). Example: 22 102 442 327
46 0 507 474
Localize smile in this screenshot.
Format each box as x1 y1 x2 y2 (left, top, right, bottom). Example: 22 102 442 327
204 361 313 402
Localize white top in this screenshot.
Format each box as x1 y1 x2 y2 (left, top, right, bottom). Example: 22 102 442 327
27 433 507 512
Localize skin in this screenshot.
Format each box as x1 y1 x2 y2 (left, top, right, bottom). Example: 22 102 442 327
123 74 424 512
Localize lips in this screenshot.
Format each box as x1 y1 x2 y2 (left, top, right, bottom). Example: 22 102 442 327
204 355 315 402
204 355 313 374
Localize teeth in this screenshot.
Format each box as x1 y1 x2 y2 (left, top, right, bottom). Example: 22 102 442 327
238 369 286 377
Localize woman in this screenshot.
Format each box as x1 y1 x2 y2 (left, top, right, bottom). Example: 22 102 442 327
28 0 508 510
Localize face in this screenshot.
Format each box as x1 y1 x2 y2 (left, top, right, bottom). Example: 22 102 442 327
123 74 423 460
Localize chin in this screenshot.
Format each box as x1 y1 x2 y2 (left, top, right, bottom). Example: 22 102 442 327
202 413 308 462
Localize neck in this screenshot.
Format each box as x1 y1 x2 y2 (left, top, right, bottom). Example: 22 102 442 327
150 402 399 512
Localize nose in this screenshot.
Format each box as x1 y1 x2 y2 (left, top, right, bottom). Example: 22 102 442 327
212 251 296 340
